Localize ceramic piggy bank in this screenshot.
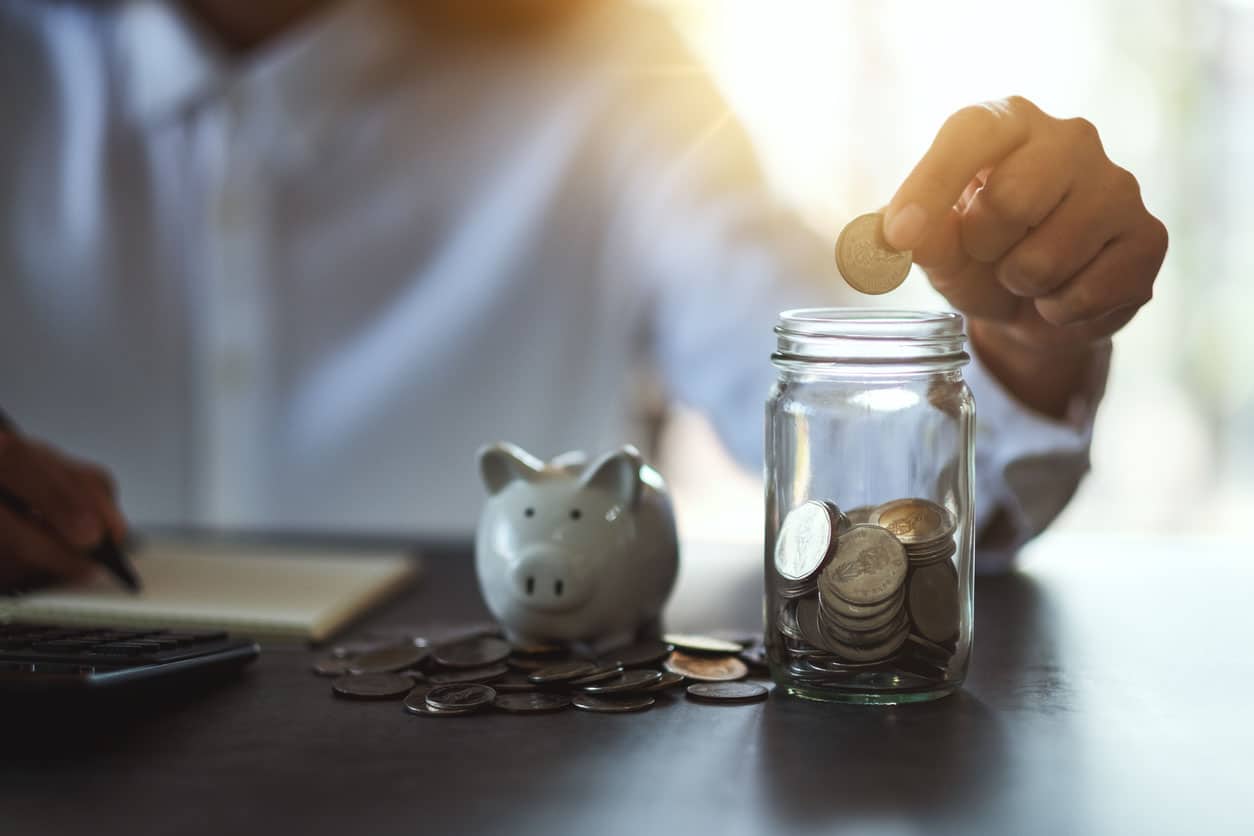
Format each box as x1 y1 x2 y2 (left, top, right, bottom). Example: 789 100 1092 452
474 442 679 649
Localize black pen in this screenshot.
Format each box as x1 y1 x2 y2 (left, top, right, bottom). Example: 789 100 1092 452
0 410 141 592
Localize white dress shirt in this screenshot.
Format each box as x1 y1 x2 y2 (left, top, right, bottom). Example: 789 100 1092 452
0 0 1103 563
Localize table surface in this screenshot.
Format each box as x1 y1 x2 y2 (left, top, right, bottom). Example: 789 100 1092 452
2 533 1250 836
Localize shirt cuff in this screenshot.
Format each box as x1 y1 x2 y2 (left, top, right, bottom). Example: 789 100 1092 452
966 339 1111 572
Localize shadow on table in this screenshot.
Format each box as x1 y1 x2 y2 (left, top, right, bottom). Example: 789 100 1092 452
754 570 1050 830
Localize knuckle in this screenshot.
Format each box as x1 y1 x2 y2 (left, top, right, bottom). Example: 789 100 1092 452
1035 296 1082 328
978 178 1033 226
1063 117 1104 152
1002 95 1040 118
1001 248 1058 295
944 104 1000 139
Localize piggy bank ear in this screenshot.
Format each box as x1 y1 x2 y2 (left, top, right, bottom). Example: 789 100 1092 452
579 445 644 509
478 442 544 495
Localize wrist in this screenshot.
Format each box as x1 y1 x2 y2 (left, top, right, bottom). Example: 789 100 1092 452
968 319 1109 421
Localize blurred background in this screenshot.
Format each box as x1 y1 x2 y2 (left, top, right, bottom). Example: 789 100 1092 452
650 0 1254 544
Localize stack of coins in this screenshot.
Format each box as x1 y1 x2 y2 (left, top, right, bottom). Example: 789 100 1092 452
772 496 962 677
317 630 771 718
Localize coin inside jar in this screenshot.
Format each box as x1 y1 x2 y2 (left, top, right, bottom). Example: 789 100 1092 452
907 560 961 643
834 212 913 295
871 498 955 547
774 500 840 582
819 524 908 606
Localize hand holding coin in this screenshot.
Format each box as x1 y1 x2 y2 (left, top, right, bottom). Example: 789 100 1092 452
878 96 1168 417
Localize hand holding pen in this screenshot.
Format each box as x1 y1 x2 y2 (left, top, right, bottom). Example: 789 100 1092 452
0 411 136 592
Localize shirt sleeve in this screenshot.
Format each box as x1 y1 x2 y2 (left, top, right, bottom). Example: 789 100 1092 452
591 27 1108 568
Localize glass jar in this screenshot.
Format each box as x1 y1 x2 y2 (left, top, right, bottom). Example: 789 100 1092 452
764 308 975 704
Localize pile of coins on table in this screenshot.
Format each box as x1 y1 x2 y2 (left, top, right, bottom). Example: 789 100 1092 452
316 629 773 716
773 497 960 680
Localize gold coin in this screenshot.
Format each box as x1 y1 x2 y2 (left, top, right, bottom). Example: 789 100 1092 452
834 212 912 295
871 498 956 547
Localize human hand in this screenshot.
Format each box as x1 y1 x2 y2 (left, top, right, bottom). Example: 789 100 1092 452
883 96 1167 415
0 426 128 589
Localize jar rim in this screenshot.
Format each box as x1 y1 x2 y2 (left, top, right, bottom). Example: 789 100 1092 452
774 307 969 369
777 308 964 337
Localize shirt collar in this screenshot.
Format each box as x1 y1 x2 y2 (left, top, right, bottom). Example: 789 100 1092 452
113 0 228 124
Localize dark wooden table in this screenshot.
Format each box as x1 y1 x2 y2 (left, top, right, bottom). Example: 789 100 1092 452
2 534 1249 835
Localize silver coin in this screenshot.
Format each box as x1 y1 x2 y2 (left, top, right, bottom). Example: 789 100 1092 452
603 640 673 668
527 660 599 684
844 506 876 526
404 687 475 717
426 662 509 684
820 585 905 629
774 500 840 582
570 662 625 685
776 598 805 640
579 669 663 694
431 636 511 669
663 633 744 655
871 498 956 547
819 524 908 606
795 596 831 653
572 693 656 713
907 560 961 643
332 672 414 700
348 644 427 675
312 656 354 677
493 691 572 713
822 622 910 664
686 682 769 703
905 632 953 663
820 606 909 649
425 683 497 711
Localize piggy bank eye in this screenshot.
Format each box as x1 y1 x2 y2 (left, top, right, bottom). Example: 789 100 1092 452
524 508 535 518
569 509 582 520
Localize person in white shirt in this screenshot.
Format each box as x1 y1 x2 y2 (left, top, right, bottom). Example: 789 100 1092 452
0 0 1166 589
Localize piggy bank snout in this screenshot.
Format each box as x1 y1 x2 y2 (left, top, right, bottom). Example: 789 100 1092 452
508 548 595 613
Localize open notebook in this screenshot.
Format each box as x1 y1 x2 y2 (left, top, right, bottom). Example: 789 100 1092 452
0 540 420 641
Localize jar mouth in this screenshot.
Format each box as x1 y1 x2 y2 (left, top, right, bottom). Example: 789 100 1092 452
774 308 969 368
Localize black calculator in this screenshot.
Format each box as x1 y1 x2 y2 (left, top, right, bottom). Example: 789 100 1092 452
0 621 260 691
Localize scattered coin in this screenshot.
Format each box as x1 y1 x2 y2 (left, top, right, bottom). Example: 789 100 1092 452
489 672 541 692
494 691 573 713
527 660 599 684
603 640 673 668
572 693 656 713
432 636 512 669
332 672 414 700
312 656 354 677
579 669 663 694
664 651 748 682
425 683 497 712
663 633 744 655
349 644 427 675
686 682 769 703
834 212 912 295
642 671 686 692
819 525 908 606
509 640 568 657
426 662 510 685
774 500 840 582
404 688 476 717
569 662 625 686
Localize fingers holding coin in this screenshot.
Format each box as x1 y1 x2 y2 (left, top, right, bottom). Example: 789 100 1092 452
883 95 1167 346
